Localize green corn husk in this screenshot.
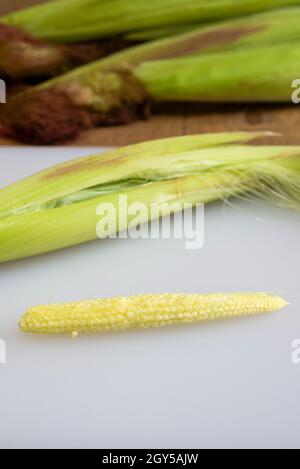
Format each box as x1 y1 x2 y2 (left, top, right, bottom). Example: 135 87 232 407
125 6 300 43
2 0 300 43
50 6 300 82
55 42 300 108
0 131 300 263
3 5 300 86
135 42 300 102
0 132 259 217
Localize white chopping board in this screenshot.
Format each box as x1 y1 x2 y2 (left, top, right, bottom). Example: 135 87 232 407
0 147 299 449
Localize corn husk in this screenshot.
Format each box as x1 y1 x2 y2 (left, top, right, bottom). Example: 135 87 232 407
4 7 300 145
0 22 134 83
5 1 300 85
125 6 300 44
56 42 300 109
47 6 300 85
45 41 300 133
0 37 69 82
134 42 300 102
3 0 300 43
0 132 300 263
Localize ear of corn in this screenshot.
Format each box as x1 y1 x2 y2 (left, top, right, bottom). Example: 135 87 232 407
4 41 300 144
4 3 300 90
0 132 300 263
0 24 133 83
0 171 248 263
3 0 300 43
19 293 288 335
134 42 300 103
46 7 300 85
0 131 263 219
0 131 267 262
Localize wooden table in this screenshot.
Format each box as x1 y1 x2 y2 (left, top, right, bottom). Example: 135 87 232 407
1 1 300 146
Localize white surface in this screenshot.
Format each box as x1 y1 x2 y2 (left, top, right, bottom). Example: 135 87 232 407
0 147 300 449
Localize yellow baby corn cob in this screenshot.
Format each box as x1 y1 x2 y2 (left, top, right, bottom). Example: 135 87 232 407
19 293 287 336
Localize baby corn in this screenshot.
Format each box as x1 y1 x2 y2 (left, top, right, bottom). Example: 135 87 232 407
19 293 288 336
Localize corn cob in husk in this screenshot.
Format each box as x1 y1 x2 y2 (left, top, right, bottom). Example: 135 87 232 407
135 43 300 103
0 21 135 84
3 0 300 43
0 132 300 263
19 293 288 335
2 3 300 86
2 2 300 86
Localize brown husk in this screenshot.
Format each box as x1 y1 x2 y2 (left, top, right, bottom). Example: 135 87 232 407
0 88 96 144
0 74 151 145
0 23 137 84
0 23 42 44
66 38 137 64
0 24 148 144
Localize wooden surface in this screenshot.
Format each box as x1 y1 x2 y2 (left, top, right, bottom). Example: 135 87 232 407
1 102 299 147
1 1 300 146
